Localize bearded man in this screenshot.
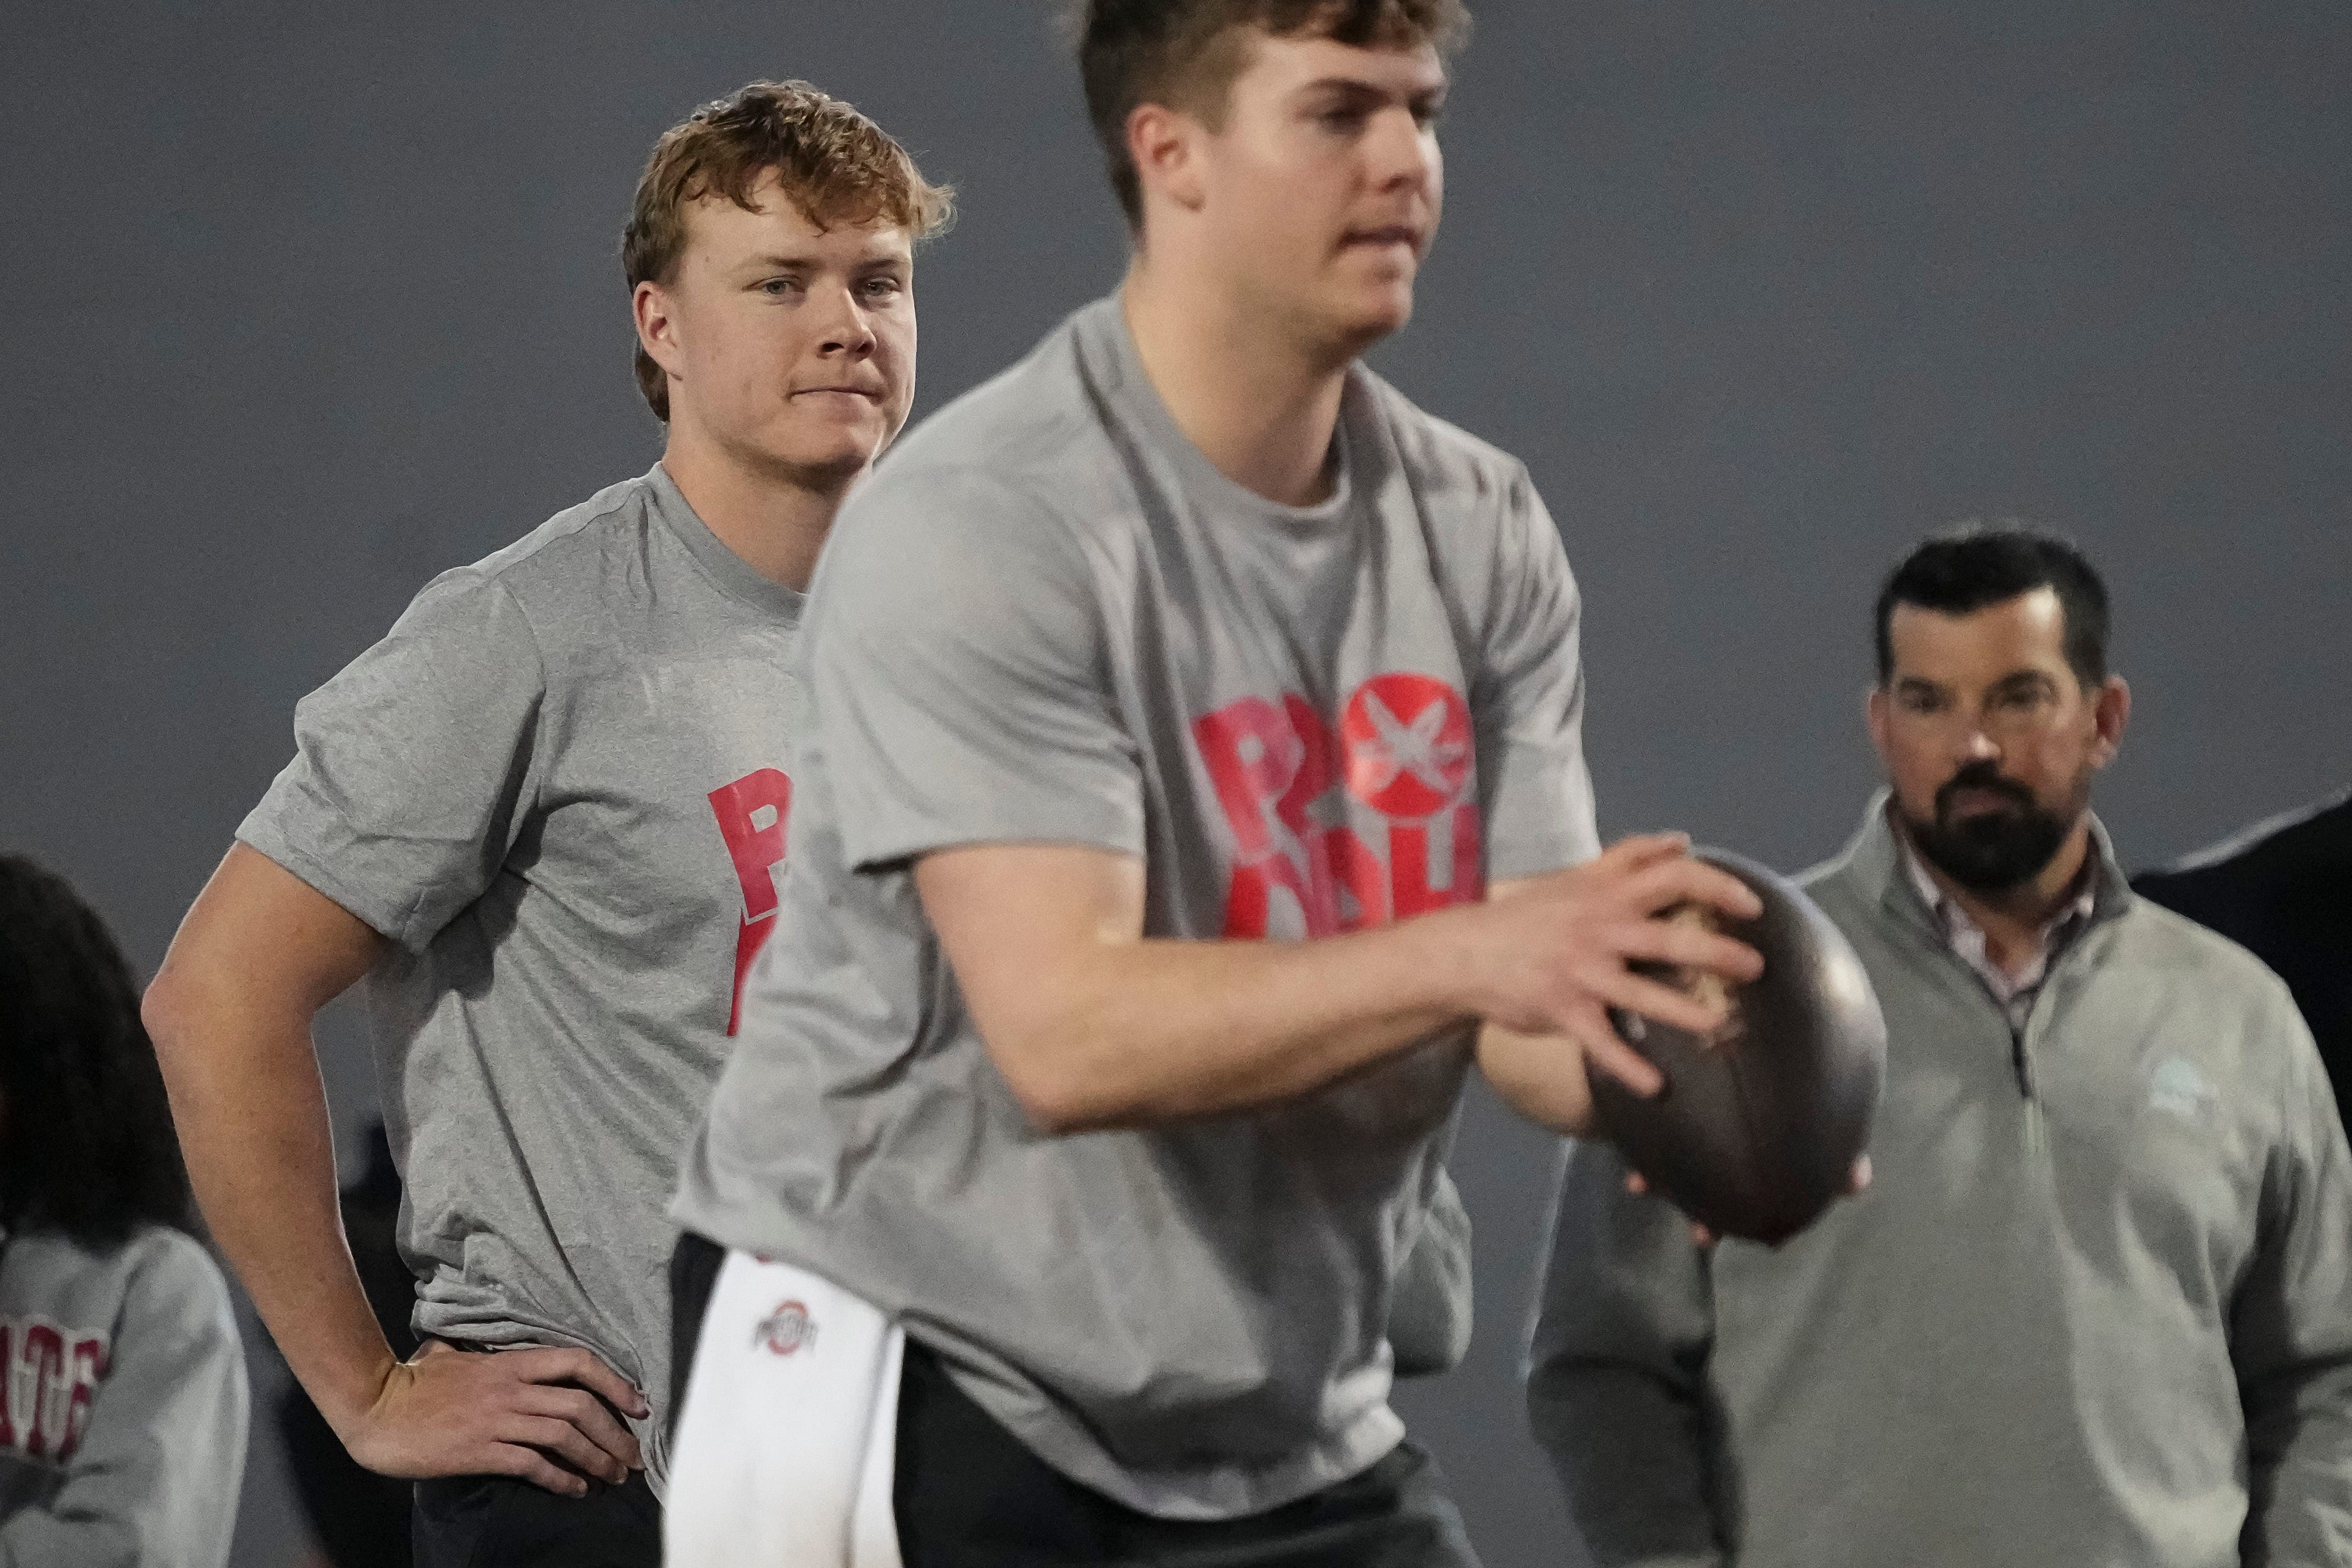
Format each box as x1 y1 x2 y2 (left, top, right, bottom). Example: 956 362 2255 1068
1525 525 2352 1568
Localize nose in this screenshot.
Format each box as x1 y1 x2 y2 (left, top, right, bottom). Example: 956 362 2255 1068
814 282 878 361
1366 105 1438 196
1957 724 2001 767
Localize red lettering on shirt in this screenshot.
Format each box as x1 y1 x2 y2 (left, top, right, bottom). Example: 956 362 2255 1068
64 1337 103 1460
0 1316 108 1465
1390 807 1485 917
1193 696 1298 863
1194 695 1345 937
1195 674 1483 938
708 768 793 1035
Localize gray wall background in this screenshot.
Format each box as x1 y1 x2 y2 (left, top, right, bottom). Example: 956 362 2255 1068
4 3 2346 1563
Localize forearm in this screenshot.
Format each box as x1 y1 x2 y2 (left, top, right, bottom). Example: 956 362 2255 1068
997 911 1478 1131
924 838 1755 1136
147 988 396 1436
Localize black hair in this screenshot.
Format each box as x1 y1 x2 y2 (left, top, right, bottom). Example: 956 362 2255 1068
0 854 197 1246
1873 522 2111 689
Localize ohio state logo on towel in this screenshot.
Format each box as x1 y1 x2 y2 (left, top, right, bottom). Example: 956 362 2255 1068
753 1299 818 1357
1194 672 1483 938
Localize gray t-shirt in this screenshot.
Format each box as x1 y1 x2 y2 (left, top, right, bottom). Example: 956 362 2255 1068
240 465 802 1479
671 298 1600 1518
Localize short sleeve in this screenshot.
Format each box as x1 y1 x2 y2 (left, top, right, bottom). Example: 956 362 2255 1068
236 569 548 950
1474 471 1602 880
809 470 1143 871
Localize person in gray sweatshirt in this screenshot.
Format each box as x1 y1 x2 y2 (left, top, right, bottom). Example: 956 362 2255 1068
1526 525 2352 1568
0 854 248 1567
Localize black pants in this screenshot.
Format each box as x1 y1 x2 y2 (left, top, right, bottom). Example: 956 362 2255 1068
411 1469 659 1568
669 1232 1480 1568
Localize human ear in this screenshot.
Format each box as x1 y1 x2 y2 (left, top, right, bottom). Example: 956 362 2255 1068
1127 101 1209 217
634 280 685 381
2089 674 2131 767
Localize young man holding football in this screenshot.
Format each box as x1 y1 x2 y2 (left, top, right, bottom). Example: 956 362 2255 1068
668 5 1768 1562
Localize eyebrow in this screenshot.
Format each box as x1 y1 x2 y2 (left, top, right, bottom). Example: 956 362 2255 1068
1293 74 1447 105
1893 670 2060 699
735 251 909 273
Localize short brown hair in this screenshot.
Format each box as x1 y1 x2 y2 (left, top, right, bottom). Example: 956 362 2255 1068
622 80 954 421
1074 0 1470 229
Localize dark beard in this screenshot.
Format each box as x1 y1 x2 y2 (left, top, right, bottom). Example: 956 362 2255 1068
1902 762 2072 892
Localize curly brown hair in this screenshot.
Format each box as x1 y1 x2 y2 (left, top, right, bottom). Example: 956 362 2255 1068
622 80 954 422
0 855 195 1245
1073 0 1471 229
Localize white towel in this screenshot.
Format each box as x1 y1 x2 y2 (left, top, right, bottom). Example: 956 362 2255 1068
665 1250 905 1567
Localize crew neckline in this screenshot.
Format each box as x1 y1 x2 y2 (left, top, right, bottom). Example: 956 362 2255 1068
1076 296 1365 535
645 462 808 624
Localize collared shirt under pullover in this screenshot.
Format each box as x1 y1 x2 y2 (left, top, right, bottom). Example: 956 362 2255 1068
1526 794 2352 1568
1897 823 2097 1029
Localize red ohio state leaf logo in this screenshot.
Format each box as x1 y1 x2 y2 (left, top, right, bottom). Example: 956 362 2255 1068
1341 673 1472 818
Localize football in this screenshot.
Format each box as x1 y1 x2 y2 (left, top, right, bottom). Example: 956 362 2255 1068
1588 849 1887 1244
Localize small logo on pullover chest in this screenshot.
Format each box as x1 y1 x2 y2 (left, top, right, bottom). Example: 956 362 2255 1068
2149 1057 2218 1124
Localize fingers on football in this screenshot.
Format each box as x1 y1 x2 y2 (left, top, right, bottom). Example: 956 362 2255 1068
1569 1007 1664 1098
1622 1167 1715 1248
1594 964 1730 1040
1599 832 1690 871
1615 917 1762 984
508 1347 649 1419
1627 857 1761 922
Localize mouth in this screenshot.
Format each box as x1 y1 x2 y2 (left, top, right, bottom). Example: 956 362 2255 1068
1936 776 2036 825
1341 224 1424 257
1944 788 2019 818
792 386 885 403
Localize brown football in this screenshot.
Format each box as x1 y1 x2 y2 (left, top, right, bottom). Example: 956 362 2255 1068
1588 849 1886 1244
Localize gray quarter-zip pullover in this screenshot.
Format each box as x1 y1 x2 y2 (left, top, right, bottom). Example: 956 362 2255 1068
1527 795 2352 1568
